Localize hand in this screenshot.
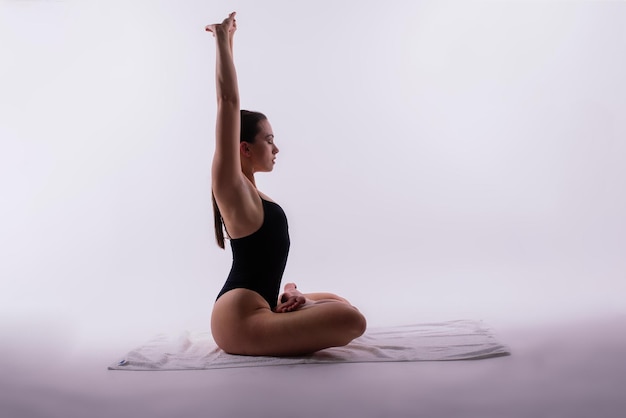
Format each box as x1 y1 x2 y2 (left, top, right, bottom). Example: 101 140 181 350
205 12 237 38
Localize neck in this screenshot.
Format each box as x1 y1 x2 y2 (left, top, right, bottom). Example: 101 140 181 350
243 168 256 188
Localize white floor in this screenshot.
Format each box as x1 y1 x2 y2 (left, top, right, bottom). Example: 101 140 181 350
2 314 625 418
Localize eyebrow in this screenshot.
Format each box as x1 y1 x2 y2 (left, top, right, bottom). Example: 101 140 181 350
265 134 274 139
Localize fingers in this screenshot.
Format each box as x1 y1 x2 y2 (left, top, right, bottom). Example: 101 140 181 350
220 11 236 28
227 11 237 32
205 12 237 34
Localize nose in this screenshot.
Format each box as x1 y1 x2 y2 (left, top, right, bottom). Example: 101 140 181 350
273 144 279 154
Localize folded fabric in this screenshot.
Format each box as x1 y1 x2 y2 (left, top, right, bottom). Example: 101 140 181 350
108 319 510 371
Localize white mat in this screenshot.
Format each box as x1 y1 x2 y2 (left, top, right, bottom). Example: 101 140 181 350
108 320 510 371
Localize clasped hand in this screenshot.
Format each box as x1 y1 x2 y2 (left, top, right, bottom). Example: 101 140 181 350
205 11 237 38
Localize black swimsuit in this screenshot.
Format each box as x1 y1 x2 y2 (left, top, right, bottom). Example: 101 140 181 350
216 198 290 310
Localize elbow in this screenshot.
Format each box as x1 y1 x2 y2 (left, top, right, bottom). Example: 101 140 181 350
217 94 239 107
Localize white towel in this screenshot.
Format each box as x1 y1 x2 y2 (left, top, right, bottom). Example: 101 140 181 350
108 320 510 371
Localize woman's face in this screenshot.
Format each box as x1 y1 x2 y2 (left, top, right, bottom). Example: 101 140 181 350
249 119 279 172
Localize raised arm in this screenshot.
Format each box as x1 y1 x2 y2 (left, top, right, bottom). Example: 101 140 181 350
206 12 241 191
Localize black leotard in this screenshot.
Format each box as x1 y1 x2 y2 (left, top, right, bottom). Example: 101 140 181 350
216 198 290 310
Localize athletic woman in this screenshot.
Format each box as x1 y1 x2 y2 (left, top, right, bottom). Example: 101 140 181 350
206 12 366 356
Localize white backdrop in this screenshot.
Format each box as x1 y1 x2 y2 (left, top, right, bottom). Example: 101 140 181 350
1 0 625 347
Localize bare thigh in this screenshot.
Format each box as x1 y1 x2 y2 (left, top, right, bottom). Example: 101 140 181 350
211 289 366 356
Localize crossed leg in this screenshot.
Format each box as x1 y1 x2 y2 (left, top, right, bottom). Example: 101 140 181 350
211 283 366 356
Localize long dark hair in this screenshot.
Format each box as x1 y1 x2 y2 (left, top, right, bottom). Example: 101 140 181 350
213 110 267 249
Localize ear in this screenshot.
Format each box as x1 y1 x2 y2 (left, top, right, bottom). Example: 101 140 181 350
240 142 251 157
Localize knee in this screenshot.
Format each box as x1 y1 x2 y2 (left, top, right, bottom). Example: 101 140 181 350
350 309 367 339
337 305 366 342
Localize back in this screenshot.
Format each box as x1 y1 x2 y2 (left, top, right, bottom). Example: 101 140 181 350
216 198 290 309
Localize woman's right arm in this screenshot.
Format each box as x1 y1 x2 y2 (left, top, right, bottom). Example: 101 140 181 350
206 13 241 193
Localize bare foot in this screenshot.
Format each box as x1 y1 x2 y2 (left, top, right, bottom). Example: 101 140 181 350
274 283 307 313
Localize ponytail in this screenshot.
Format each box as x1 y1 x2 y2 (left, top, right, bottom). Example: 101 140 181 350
212 191 225 249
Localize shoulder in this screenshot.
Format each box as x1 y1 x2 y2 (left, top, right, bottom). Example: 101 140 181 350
213 174 257 211
213 175 264 239
257 191 276 203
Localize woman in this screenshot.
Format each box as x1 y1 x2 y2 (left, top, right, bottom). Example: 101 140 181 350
206 12 366 356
